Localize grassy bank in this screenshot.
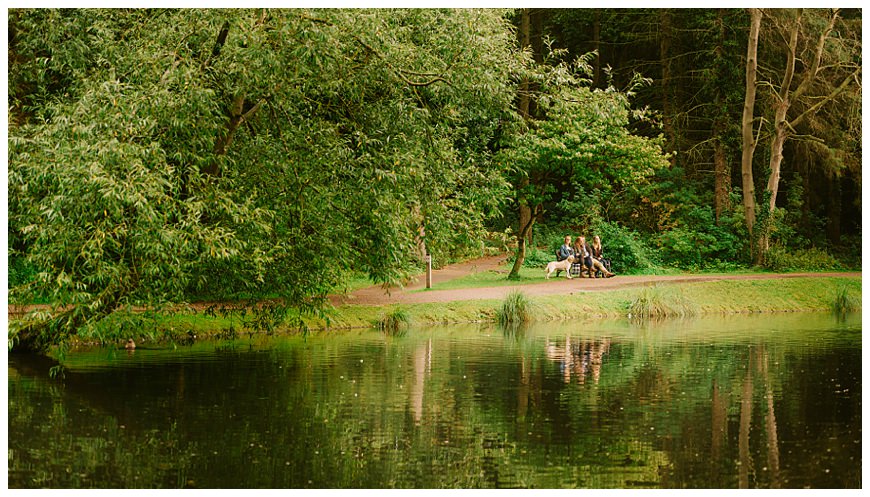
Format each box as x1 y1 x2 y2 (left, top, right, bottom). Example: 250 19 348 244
312 276 861 330
42 275 859 349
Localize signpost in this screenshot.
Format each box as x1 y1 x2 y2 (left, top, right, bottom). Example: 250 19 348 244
426 254 432 289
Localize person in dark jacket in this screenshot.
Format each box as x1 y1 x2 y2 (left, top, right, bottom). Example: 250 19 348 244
557 235 575 261
555 235 575 277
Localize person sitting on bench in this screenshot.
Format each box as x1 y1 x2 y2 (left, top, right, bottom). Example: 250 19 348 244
575 236 615 278
554 235 575 277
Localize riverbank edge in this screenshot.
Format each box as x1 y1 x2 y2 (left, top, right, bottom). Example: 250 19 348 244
46 275 860 349
310 276 862 330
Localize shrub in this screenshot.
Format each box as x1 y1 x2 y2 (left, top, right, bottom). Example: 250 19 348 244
763 245 843 272
650 200 746 269
505 248 556 269
829 234 862 269
592 221 658 273
497 291 533 327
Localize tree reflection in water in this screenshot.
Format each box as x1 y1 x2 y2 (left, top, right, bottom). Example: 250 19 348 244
8 314 862 489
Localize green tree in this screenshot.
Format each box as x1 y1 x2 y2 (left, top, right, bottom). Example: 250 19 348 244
8 8 518 351
500 51 670 278
541 9 860 266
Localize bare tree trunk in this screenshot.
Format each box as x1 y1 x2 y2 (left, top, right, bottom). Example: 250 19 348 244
517 9 531 121
741 9 762 240
758 9 845 261
714 129 731 223
509 201 538 279
660 9 676 168
713 10 731 223
593 11 601 87
827 175 842 243
764 13 800 214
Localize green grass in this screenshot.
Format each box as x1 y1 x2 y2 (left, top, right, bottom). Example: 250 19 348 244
375 307 412 335
628 285 699 320
496 291 534 327
832 284 861 315
410 260 809 294
320 276 862 331
54 275 861 349
411 266 543 292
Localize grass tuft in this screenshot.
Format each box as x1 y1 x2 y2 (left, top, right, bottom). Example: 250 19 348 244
832 285 860 315
629 285 699 321
376 307 411 335
496 291 533 327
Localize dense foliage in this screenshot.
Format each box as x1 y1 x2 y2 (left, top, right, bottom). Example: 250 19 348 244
531 8 860 270
8 9 518 350
7 8 862 351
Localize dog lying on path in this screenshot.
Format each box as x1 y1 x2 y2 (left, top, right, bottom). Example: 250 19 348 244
545 255 576 279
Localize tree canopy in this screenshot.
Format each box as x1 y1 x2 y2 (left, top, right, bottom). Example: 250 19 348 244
9 9 519 350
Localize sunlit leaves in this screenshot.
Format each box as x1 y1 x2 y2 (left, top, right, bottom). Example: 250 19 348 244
503 81 668 208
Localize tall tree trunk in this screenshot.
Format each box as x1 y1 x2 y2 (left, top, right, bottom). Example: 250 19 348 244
764 13 800 214
759 99 791 257
741 9 762 241
593 11 602 87
510 8 542 277
509 201 538 279
714 137 730 223
517 9 531 121
660 9 676 168
827 174 842 243
713 9 731 223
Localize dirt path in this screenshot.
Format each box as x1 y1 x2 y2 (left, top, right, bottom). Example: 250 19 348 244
329 254 861 306
9 255 860 317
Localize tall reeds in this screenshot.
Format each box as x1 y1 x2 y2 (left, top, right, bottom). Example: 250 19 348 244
832 285 860 315
497 291 534 327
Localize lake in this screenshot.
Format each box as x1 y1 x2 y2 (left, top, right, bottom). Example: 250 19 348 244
7 312 861 488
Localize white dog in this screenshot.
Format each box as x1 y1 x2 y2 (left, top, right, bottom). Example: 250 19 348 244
545 255 575 279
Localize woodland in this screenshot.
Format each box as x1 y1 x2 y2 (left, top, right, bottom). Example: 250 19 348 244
7 8 862 351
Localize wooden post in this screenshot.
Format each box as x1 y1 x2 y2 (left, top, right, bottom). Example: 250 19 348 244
426 254 432 289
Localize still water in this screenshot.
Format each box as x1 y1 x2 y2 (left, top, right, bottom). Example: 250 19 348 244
8 313 861 489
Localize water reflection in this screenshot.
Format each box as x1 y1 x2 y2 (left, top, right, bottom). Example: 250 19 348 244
8 313 861 489
544 336 611 384
410 338 431 424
